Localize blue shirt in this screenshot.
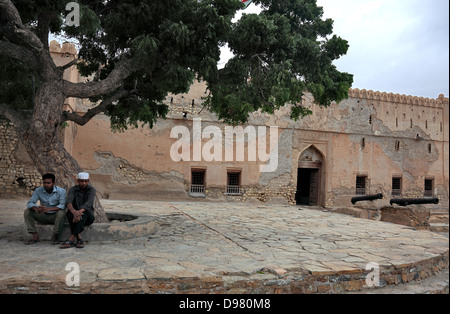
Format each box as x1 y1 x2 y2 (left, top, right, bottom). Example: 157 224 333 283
27 186 67 213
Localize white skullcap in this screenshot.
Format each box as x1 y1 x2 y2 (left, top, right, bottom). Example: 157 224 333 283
78 172 90 180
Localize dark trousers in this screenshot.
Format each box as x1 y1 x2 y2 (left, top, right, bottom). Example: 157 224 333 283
66 210 95 236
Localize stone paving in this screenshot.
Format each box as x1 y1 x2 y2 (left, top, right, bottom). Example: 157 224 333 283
0 197 448 293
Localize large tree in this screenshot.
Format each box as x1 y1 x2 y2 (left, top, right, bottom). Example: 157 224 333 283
0 0 353 221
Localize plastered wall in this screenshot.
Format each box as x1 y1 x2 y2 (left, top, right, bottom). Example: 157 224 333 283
1 42 448 208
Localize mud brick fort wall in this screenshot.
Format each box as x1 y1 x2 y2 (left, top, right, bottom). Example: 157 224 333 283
0 120 41 195
1 41 448 209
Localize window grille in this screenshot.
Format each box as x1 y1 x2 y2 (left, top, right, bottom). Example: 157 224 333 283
392 177 402 196
356 176 367 195
190 171 205 194
226 172 241 194
424 179 434 197
190 184 205 194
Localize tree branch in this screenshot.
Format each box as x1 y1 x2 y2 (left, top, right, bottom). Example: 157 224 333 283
0 0 44 53
63 57 139 99
62 89 131 126
1 0 57 79
0 40 38 69
58 58 80 71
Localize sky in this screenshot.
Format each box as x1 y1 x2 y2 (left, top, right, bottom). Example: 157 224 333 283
221 0 449 99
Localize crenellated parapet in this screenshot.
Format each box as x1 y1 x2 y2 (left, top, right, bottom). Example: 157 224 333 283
348 88 448 108
49 40 78 57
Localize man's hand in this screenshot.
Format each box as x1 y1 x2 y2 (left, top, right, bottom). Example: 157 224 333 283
32 205 46 214
37 206 60 214
72 209 85 223
72 210 82 222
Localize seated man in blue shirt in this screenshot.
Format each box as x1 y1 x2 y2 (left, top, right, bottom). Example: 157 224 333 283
24 173 67 245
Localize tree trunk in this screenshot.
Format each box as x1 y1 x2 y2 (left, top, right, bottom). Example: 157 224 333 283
20 78 109 223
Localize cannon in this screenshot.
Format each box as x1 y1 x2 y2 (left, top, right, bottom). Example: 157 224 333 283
351 193 384 205
390 197 439 206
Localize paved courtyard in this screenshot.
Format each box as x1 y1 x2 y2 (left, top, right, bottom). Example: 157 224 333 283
0 197 448 293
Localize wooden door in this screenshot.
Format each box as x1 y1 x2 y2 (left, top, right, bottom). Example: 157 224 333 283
309 169 320 206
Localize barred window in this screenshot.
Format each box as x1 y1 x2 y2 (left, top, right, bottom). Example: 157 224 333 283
356 176 367 195
226 172 241 195
392 177 402 196
424 179 434 197
190 170 205 194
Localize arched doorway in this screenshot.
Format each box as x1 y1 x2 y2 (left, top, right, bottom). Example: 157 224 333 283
296 146 324 206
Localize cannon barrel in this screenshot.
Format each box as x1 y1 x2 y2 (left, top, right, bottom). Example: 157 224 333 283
351 193 384 205
390 197 439 206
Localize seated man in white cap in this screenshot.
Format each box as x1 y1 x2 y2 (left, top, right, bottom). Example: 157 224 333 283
60 172 95 249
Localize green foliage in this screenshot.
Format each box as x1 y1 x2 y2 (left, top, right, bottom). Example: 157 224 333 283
107 95 169 132
1 0 353 129
0 56 37 111
63 0 243 130
206 0 353 123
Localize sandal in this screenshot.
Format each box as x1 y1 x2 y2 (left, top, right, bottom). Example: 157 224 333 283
50 234 60 245
59 240 75 249
75 239 84 248
25 239 39 245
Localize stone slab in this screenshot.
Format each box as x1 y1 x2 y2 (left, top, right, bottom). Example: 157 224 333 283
0 198 448 294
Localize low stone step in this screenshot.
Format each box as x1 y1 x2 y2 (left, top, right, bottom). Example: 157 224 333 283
430 212 449 224
430 223 449 233
23 212 157 242
431 210 449 214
